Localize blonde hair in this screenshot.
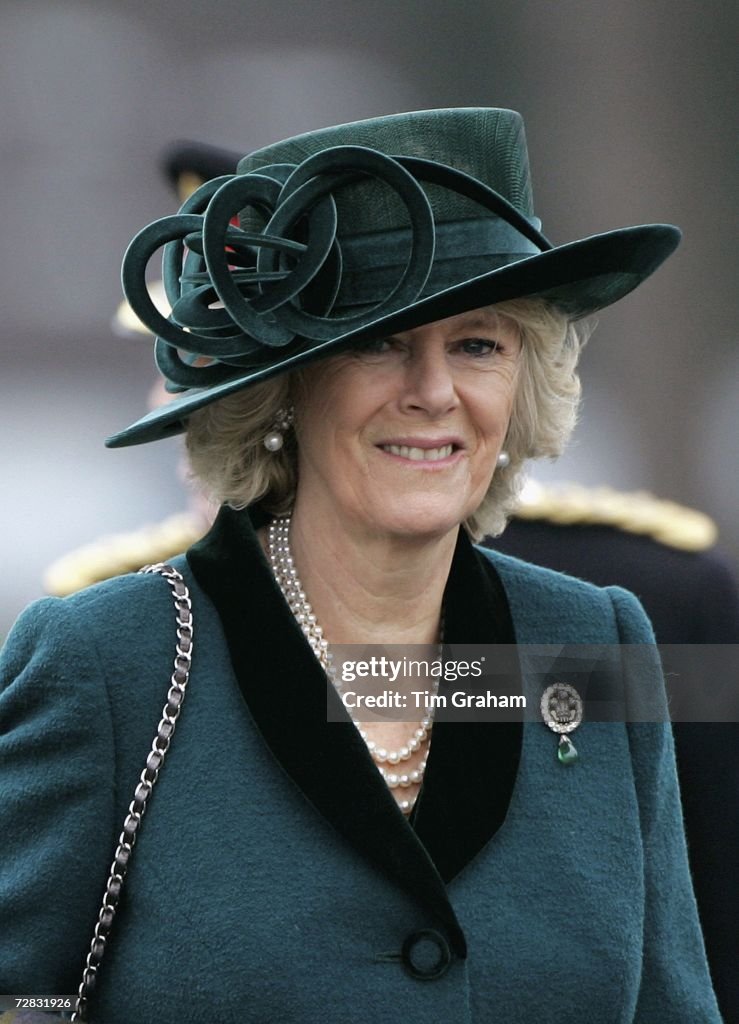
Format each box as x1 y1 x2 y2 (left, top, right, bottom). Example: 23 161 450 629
186 298 591 539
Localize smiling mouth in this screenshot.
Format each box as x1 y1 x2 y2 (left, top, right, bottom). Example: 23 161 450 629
380 443 456 462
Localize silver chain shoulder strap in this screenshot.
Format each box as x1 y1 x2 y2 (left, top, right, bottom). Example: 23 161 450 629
71 563 193 1022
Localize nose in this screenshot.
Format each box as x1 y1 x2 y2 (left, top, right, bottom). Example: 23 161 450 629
399 342 459 417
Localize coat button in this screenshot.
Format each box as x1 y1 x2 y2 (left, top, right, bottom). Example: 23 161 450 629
401 928 452 980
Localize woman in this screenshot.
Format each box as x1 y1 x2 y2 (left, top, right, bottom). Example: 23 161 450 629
0 108 720 1022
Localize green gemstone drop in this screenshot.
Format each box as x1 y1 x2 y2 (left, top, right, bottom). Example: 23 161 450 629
558 735 578 765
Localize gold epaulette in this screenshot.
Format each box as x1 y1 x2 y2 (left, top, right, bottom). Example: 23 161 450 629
43 512 208 597
512 481 718 552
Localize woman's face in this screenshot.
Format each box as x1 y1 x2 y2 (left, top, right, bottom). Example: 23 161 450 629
293 306 521 541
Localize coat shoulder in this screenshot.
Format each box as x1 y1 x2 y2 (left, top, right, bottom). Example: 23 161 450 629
476 545 653 644
477 543 611 605
1 554 200 708
42 553 194 631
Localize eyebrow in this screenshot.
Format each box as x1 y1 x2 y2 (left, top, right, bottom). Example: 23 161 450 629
456 312 500 331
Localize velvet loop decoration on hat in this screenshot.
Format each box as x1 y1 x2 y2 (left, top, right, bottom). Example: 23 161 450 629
121 142 554 393
124 146 443 390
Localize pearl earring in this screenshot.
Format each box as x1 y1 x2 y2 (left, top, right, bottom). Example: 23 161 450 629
263 406 294 452
496 450 510 469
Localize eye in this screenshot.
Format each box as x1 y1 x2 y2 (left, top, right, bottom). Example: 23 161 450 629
458 337 500 357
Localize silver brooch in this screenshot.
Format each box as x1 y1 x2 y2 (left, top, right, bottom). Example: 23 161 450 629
540 682 583 764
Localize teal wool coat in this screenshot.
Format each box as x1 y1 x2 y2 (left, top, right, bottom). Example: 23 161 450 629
0 507 721 1023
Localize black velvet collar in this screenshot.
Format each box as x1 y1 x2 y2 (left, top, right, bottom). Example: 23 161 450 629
187 506 521 955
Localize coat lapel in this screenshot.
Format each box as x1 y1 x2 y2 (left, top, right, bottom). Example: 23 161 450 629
412 533 521 882
187 506 521 951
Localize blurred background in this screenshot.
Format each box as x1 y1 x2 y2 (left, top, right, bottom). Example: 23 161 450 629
1 0 737 637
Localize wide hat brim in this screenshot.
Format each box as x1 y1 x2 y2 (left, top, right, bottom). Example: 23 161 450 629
106 221 679 448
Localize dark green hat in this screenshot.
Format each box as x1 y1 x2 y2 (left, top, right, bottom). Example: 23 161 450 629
108 107 680 448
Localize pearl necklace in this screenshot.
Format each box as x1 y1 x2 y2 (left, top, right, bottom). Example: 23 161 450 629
267 515 439 813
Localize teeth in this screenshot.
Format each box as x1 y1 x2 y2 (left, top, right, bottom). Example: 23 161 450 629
382 444 454 462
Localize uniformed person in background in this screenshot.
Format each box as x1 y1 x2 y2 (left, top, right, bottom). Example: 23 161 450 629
44 142 739 1020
